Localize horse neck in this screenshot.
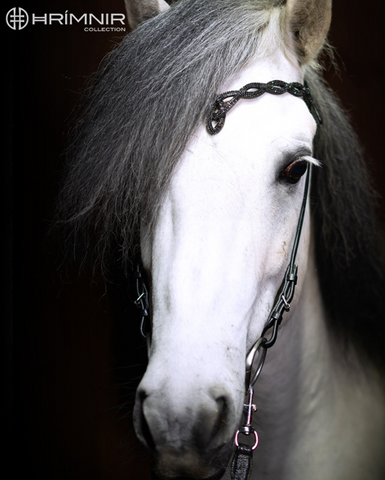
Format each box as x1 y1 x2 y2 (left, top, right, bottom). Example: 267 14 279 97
250 234 385 480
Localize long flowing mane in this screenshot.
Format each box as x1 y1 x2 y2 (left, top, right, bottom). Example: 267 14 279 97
58 0 277 263
307 71 385 366
56 0 385 366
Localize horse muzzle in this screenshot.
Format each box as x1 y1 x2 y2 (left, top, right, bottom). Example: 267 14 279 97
133 372 239 479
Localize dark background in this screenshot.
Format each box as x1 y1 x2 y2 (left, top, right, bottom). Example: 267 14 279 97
5 1 385 479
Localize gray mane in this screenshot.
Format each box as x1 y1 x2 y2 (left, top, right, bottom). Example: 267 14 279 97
56 0 384 365
57 0 279 267
305 71 385 366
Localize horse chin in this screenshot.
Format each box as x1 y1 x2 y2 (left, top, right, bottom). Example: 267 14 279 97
150 441 233 480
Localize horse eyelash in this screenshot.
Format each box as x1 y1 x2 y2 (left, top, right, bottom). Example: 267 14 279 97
302 155 322 168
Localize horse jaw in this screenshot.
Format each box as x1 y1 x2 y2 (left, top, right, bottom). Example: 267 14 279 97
134 47 317 479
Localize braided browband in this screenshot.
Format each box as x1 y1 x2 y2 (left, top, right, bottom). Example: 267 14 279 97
206 80 322 135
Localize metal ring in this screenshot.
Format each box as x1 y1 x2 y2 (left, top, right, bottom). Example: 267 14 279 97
245 337 267 389
234 429 259 451
262 318 279 349
140 315 147 338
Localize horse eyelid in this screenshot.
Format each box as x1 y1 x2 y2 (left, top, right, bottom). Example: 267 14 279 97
279 155 319 184
280 155 322 177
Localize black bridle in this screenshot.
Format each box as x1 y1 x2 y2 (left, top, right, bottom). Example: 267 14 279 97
206 80 322 135
229 162 312 480
134 80 322 480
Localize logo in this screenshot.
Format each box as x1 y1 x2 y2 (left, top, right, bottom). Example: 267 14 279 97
5 7 126 32
6 7 29 30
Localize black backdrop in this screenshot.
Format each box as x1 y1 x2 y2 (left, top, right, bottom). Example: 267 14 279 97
6 1 385 479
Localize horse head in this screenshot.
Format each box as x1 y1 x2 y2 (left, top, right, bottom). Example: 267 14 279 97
58 0 385 477
124 1 330 478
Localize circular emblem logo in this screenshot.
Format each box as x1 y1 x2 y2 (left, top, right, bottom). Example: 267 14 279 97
6 7 29 30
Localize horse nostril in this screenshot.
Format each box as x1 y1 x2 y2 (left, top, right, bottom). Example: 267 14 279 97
213 395 228 435
135 390 156 451
197 395 229 449
135 385 233 454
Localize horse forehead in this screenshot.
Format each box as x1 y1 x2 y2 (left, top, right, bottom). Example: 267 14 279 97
222 45 303 91
170 95 315 211
215 52 316 152
224 93 316 146
183 99 315 191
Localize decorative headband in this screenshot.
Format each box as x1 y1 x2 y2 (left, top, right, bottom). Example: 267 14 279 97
206 80 322 135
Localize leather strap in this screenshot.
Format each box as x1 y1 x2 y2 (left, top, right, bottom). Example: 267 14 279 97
230 444 253 480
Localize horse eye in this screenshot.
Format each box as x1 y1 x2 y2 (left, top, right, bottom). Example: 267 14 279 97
282 160 308 184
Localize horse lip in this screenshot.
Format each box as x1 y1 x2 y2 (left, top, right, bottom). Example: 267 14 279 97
152 468 227 480
152 470 227 480
151 440 234 480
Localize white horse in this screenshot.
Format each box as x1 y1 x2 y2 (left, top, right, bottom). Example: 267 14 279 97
59 0 385 478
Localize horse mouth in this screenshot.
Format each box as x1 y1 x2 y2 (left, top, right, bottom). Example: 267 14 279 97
153 470 227 480
150 442 233 480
